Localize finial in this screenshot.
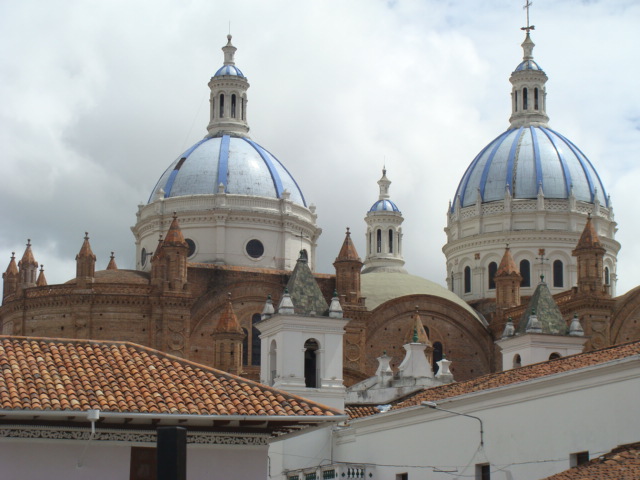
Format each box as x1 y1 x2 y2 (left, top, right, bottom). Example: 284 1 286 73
172 211 177 219
11 252 15 258
227 292 232 300
412 326 419 343
84 232 89 240
110 251 114 258
333 289 338 297
27 239 31 246
521 0 535 34
39 265 44 272
346 227 350 236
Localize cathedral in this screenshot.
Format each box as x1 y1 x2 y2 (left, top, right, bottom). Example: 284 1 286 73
2 26 640 388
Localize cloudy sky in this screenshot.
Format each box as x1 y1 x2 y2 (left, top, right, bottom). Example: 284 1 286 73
1 0 639 294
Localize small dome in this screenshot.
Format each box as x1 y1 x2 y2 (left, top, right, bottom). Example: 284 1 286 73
149 134 306 206
515 59 543 71
369 199 400 213
214 65 245 77
453 126 609 209
361 272 485 325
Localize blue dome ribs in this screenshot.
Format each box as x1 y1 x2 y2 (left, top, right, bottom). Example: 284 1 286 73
540 127 572 199
479 130 511 203
242 138 284 199
506 127 524 196
530 126 544 194
217 135 231 193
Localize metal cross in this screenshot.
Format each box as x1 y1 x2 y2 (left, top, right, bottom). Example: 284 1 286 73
521 0 535 33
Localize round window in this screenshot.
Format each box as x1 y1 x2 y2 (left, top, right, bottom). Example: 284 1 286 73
185 238 196 258
246 239 264 259
141 247 147 267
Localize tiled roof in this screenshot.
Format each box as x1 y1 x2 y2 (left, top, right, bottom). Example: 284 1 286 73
214 295 244 334
19 240 37 268
516 280 566 334
345 405 383 419
3 253 18 276
392 340 640 410
542 442 640 480
0 336 341 426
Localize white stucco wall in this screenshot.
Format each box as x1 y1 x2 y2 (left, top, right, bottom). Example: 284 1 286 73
0 438 268 480
275 357 640 480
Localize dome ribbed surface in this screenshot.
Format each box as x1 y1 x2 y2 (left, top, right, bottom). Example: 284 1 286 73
214 65 245 77
453 126 608 209
369 199 400 213
149 135 306 206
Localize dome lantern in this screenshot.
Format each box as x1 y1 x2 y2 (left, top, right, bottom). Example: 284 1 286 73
207 35 250 137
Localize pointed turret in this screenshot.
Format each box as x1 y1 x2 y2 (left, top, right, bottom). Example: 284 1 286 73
508 31 550 129
18 240 38 291
206 35 250 137
161 214 189 292
2 253 19 299
333 228 363 305
517 278 565 335
36 265 47 287
212 293 245 375
363 168 406 273
106 252 118 270
75 233 96 288
261 294 275 321
573 215 607 297
495 246 522 308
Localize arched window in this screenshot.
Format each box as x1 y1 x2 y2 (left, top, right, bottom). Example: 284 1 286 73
534 87 539 110
553 260 564 288
604 266 610 285
231 94 237 118
488 262 497 290
219 94 225 118
251 313 261 365
304 339 319 388
388 229 393 253
513 354 522 368
242 327 249 365
514 91 518 112
269 340 277 386
520 260 531 287
432 341 443 374
376 229 382 253
464 266 471 294
523 88 528 110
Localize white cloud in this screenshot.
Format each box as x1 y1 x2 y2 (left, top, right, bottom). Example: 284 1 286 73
1 0 639 295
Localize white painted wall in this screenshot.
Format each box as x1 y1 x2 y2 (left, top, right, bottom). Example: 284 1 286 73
0 437 268 480
275 356 640 480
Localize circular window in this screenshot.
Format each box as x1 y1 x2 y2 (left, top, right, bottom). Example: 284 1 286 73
141 247 148 267
185 238 196 258
246 239 264 259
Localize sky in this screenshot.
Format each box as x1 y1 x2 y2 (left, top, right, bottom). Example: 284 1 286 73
1 0 639 295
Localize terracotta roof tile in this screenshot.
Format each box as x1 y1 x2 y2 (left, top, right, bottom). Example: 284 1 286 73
392 340 640 409
345 405 384 419
542 442 640 480
0 335 340 419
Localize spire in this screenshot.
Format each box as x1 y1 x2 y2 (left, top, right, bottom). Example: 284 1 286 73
285 251 329 316
404 307 430 345
18 240 38 288
508 6 549 129
328 290 343 319
261 294 275 321
575 215 601 250
106 252 118 270
333 228 363 305
36 265 47 287
495 245 522 309
517 279 567 335
569 313 585 337
2 252 19 299
214 293 243 334
163 213 188 247
496 245 518 276
206 35 250 137
75 233 96 285
573 215 607 296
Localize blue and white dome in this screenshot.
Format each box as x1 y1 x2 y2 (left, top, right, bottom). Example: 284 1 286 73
515 59 543 71
214 65 245 77
369 199 400 213
453 126 609 209
149 134 306 206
